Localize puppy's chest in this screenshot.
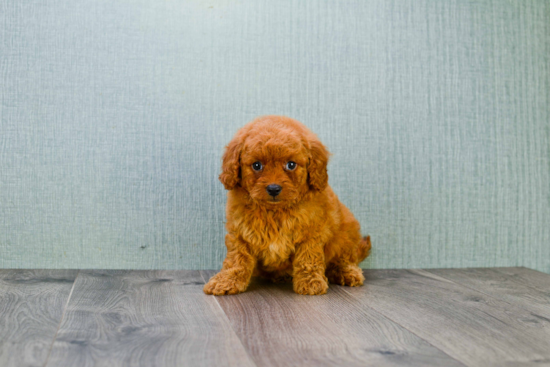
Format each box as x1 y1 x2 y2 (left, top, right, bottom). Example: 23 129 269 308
241 213 303 268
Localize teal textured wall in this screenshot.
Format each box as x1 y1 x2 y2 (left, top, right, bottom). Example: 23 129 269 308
1 0 549 272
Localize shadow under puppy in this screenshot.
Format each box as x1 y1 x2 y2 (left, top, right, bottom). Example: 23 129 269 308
204 116 371 295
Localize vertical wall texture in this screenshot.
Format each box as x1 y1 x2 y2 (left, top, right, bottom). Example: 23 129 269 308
1 0 549 272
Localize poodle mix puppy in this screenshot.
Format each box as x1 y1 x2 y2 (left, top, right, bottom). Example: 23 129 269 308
204 116 371 296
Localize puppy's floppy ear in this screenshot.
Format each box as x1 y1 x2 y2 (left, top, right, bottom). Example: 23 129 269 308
307 138 330 191
219 134 244 190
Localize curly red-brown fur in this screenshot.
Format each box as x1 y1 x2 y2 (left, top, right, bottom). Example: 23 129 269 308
204 116 371 296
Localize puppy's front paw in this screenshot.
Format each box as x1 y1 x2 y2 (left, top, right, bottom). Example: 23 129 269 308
203 272 248 296
293 274 329 295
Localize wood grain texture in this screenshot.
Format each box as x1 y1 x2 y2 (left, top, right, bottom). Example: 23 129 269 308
493 267 550 293
45 270 255 367
426 268 550 320
0 270 78 367
201 270 465 367
341 269 550 367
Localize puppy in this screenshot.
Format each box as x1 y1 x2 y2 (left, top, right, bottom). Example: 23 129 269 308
204 116 371 295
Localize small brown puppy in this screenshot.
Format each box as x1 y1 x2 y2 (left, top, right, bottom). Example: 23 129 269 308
204 116 370 295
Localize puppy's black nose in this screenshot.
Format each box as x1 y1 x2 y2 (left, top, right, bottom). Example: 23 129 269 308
266 184 282 197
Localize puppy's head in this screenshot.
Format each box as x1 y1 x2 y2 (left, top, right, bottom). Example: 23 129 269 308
219 116 330 207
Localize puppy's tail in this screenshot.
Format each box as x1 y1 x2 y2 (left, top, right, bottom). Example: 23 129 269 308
357 235 371 263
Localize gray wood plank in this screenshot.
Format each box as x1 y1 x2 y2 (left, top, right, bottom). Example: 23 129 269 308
426 268 550 320
341 269 550 367
45 270 256 367
0 269 78 367
201 270 465 367
493 267 550 293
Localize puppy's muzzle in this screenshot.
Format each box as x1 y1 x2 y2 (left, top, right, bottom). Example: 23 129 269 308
266 184 282 197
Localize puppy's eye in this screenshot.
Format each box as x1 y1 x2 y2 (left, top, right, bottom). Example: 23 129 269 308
252 161 263 171
286 161 297 171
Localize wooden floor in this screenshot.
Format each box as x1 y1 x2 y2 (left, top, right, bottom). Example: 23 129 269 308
1 268 550 367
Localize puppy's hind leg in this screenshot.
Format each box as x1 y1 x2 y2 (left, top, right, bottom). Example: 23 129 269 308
326 236 370 287
326 261 365 287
